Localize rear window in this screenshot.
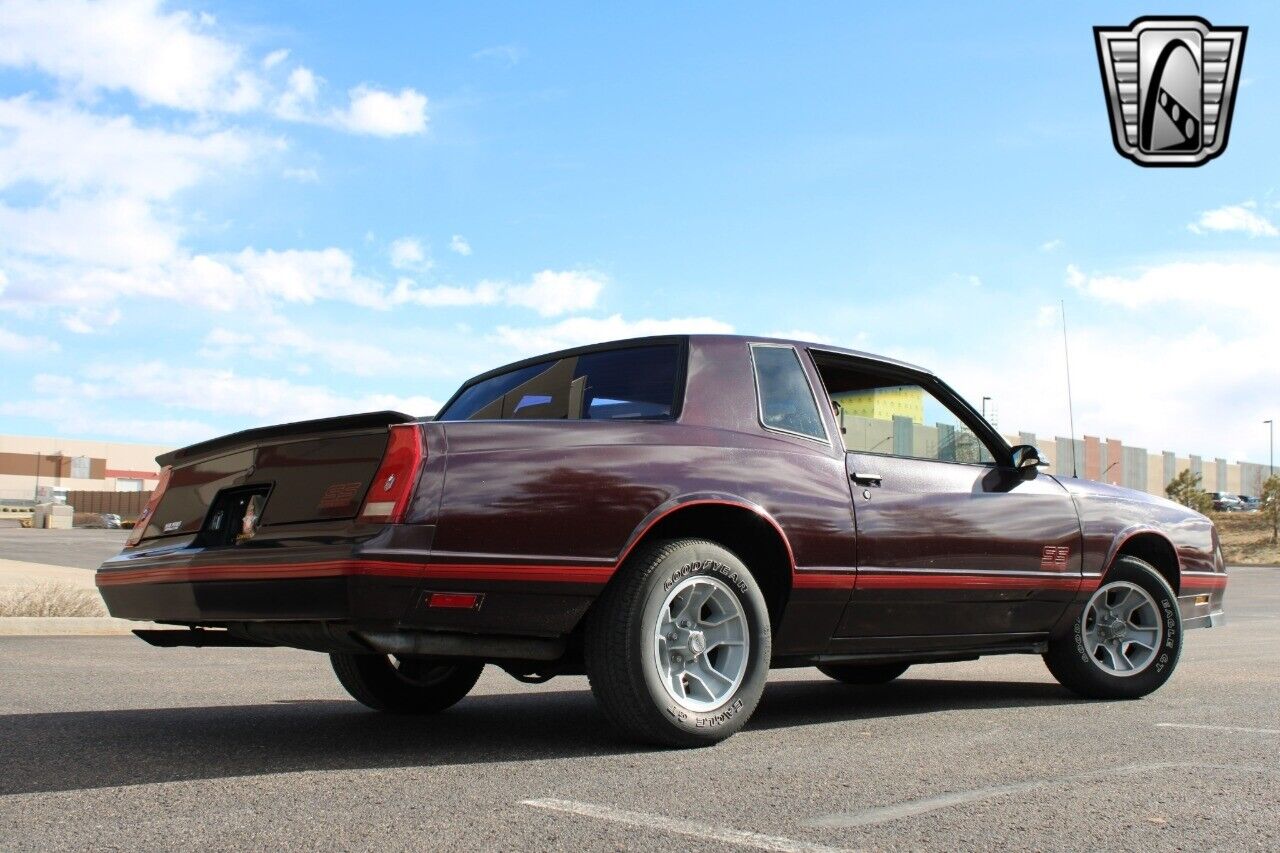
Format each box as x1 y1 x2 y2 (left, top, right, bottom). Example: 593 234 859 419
438 344 682 421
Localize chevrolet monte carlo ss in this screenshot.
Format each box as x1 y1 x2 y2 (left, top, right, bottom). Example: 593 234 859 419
98 335 1227 746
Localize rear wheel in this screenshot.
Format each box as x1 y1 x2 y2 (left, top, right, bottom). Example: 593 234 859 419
585 538 772 747
1043 556 1181 700
817 662 909 685
330 653 483 714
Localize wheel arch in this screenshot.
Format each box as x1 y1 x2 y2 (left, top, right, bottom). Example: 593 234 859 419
606 497 796 630
1108 529 1181 594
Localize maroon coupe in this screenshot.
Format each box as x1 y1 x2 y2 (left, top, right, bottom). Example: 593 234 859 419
97 335 1227 746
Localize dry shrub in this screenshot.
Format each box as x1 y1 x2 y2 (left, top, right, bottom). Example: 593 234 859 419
0 583 107 617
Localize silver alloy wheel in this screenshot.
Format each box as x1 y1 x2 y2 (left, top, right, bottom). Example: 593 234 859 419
653 575 749 712
1082 580 1163 677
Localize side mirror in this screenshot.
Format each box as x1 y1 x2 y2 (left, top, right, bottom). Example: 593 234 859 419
1010 444 1050 470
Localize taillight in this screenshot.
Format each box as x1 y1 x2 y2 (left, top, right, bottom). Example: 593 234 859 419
359 424 425 523
127 466 172 546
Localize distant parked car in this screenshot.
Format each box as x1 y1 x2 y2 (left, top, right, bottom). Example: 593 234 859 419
1239 496 1261 512
1208 492 1245 512
75 512 123 529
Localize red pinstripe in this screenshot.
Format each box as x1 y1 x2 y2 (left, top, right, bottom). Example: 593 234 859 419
792 572 856 590
1180 573 1228 590
855 572 1083 591
96 559 614 587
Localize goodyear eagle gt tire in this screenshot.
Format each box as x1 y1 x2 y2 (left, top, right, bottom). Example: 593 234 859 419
1043 555 1181 700
585 538 772 747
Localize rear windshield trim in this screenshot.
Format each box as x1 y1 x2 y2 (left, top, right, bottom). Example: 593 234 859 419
436 337 689 422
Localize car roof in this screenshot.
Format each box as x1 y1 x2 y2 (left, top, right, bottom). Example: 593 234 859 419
451 334 933 394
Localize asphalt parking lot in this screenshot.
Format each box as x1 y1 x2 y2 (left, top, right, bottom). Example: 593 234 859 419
0 527 128 570
0 568 1276 851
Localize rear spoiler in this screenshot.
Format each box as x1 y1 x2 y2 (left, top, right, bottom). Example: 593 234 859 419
157 411 417 467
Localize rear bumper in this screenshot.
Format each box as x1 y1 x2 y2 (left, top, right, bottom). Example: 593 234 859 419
96 535 610 640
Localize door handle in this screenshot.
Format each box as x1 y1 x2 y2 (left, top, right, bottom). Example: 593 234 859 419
850 472 882 486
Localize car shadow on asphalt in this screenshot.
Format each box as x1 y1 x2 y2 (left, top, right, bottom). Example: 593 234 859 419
0 677 1080 795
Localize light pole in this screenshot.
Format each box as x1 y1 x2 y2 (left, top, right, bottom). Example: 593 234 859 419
982 396 991 420
1266 419 1274 478
33 450 41 503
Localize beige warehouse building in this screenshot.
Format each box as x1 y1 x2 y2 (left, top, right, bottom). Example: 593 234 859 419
0 434 171 504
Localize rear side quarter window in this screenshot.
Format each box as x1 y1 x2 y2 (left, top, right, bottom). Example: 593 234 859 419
750 344 828 442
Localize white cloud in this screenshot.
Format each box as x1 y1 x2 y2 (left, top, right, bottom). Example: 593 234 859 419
1188 202 1278 237
0 196 180 268
282 167 318 182
924 258 1280 463
0 0 251 112
388 278 504 309
0 326 59 354
450 235 472 256
221 248 389 309
1066 259 1280 315
389 237 427 270
0 394 218 444
1040 238 1064 252
471 45 525 67
60 306 122 335
0 3 426 135
764 329 834 344
29 364 440 424
505 270 605 317
201 318 452 380
334 86 428 136
262 48 290 70
0 97 259 200
276 66 320 120
388 269 606 316
492 314 734 355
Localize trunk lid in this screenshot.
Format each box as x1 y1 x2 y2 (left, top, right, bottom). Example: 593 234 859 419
134 411 415 545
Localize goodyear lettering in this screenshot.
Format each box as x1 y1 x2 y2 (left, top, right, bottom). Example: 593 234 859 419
664 559 749 595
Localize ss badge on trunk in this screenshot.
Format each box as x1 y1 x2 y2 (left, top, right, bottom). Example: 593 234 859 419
1094 17 1246 167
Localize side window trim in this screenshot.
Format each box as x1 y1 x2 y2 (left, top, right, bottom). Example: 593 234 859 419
806 349 1009 466
749 343 832 446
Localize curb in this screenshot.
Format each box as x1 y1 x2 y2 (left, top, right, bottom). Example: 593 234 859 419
0 617 162 636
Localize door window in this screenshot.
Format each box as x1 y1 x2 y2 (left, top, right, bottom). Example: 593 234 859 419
812 355 996 464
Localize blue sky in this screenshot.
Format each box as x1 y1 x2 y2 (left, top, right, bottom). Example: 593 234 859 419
0 1 1276 465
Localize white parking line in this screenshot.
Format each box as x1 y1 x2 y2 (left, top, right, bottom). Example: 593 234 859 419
804 762 1280 829
1156 722 1280 735
806 779 1044 829
522 798 852 853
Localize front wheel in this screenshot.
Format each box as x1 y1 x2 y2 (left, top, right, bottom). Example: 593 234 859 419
330 653 484 714
1043 556 1181 700
585 538 772 747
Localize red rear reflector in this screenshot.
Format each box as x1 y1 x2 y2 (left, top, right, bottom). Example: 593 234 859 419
358 423 425 524
126 465 172 546
428 592 482 610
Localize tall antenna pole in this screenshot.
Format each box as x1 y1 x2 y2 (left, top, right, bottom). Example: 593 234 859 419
1061 299 1078 478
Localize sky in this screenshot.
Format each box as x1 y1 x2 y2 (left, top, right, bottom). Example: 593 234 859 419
0 1 1276 466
